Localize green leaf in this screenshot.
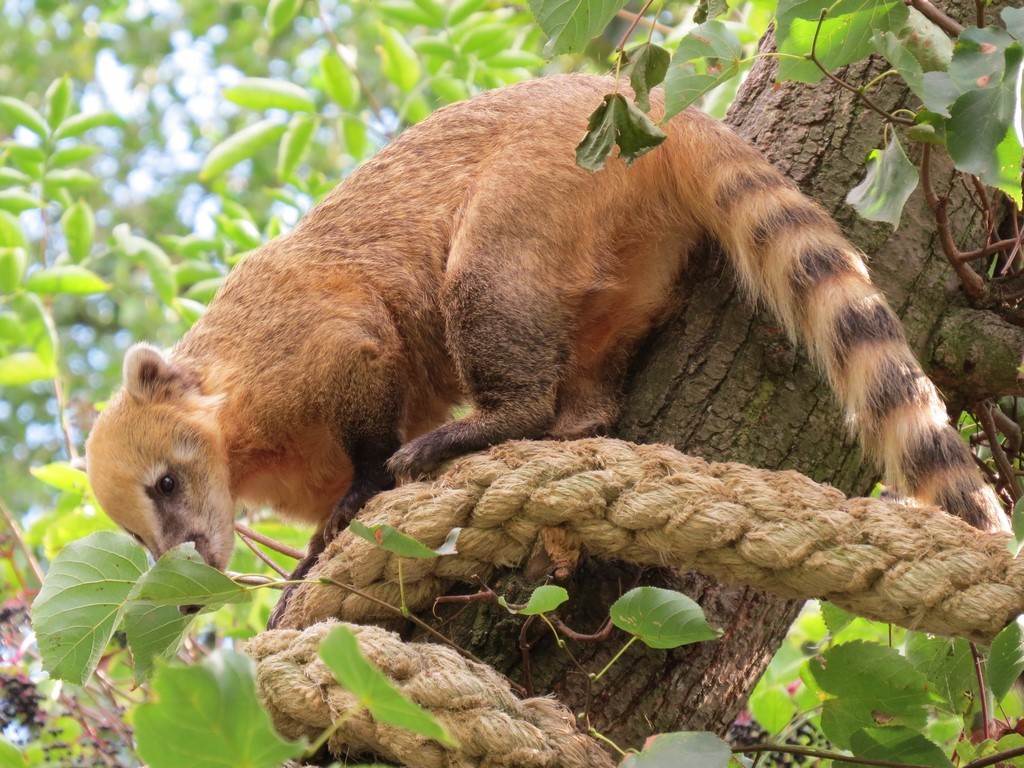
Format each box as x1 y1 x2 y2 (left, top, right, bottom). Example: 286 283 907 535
626 43 670 113
872 31 925 98
30 531 148 684
949 26 1014 92
0 351 55 385
30 461 90 493
112 223 177 303
45 76 72 130
122 601 193 683
276 113 316 181
134 650 304 768
318 624 458 747
808 641 931 750
821 601 854 635
321 52 359 109
265 0 303 37
224 78 315 113
0 247 26 293
0 211 26 249
349 520 444 559
503 585 569 615
62 200 95 263
25 265 109 295
664 20 744 119
342 115 368 158
0 96 48 138
920 71 960 117
527 0 629 54
896 8 952 71
43 168 97 195
576 94 667 172
845 133 918 228
775 0 909 84
1005 7 1024 42
49 144 100 168
0 737 25 767
610 587 721 649
1010 496 1024 557
0 189 43 213
848 726 954 768
947 44 1024 206
0 168 32 189
621 731 731 768
130 544 250 608
693 0 730 23
988 620 1024 702
903 633 974 715
378 25 422 92
52 111 124 140
201 119 287 180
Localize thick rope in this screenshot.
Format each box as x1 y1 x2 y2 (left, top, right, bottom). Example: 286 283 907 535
277 438 1021 643
247 621 614 768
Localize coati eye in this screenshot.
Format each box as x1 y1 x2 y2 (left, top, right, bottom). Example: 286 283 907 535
156 474 176 496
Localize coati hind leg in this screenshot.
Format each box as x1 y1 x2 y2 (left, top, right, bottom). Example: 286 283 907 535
387 263 573 481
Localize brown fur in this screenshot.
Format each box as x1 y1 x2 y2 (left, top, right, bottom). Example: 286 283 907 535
86 74 1005 609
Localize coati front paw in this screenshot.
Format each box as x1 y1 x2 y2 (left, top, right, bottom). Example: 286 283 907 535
386 435 443 484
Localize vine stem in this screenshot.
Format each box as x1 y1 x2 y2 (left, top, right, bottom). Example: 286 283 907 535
233 521 304 560
614 0 658 53
235 527 291 578
739 743 934 768
906 0 965 36
0 495 44 585
590 636 637 681
303 703 361 759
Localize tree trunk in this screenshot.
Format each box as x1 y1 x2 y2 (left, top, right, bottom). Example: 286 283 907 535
434 1 1001 751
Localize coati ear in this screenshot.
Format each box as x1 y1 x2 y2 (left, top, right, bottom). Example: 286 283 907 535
123 343 189 402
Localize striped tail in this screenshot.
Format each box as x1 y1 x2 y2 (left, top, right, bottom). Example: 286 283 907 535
689 138 1004 531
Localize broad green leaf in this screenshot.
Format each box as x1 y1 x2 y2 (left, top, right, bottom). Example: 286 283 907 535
224 78 315 113
947 44 1024 206
49 144 100 167
485 49 546 69
174 259 223 286
378 25 422 92
265 0 303 37
43 168 97 195
319 624 458 747
30 461 90 493
949 26 1014 92
903 633 974 715
448 0 487 25
775 0 909 84
664 21 743 118
200 119 287 180
0 190 43 213
62 200 95 263
872 31 925 98
134 650 304 768
173 297 206 327
527 0 629 55
321 51 359 109
920 71 960 116
610 587 721 649
0 737 25 767
343 115 368 158
821 601 854 636
25 265 109 295
0 247 26 293
184 276 225 303
626 43 670 113
0 351 54 385
1 143 44 177
808 641 931 749
1005 7 1024 42
113 224 177 303
845 133 918 228
276 113 316 181
988 620 1024 702
501 585 569 615
0 168 31 189
0 312 23 342
430 75 471 104
908 110 946 145
122 602 193 684
848 726 954 768
621 731 731 768
0 96 48 138
130 544 250 607
896 8 952 71
349 520 441 558
52 111 124 140
30 531 148 684
576 94 667 172
0 211 26 249
45 76 72 130
693 0 730 23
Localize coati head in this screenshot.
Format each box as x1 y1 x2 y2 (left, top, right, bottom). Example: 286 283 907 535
85 343 235 572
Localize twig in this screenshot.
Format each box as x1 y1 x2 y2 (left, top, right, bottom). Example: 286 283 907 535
905 0 965 36
808 10 913 127
977 401 1022 502
316 1 387 129
322 577 528 697
956 236 1024 264
615 0 658 52
0 496 44 585
920 144 987 299
233 521 304 561
974 0 985 28
993 407 1022 457
971 641 991 740
548 616 615 643
614 9 672 35
236 528 292 578
738 743 935 768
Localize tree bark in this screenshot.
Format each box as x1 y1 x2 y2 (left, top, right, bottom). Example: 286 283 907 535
431 0 1008 752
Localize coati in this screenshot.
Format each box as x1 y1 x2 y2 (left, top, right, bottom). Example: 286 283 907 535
85 74 1005 615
